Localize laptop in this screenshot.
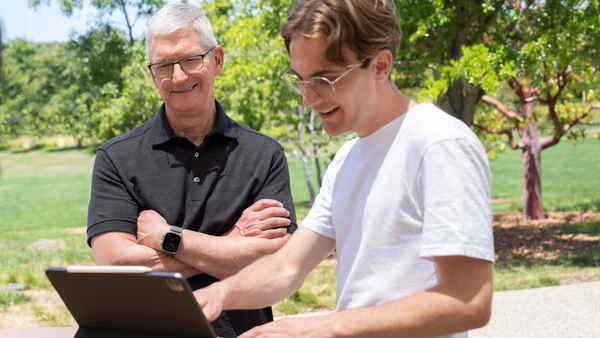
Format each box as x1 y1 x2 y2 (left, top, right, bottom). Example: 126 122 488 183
46 266 217 338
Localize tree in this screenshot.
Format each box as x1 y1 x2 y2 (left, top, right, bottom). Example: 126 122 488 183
423 0 600 220
0 40 72 139
395 0 507 125
45 25 132 146
29 0 165 45
0 20 3 81
94 42 162 142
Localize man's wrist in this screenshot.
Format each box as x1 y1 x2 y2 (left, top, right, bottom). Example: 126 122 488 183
218 281 234 310
328 311 348 338
161 226 183 255
233 223 245 236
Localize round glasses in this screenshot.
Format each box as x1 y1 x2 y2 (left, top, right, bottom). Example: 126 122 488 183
280 61 365 98
148 47 214 78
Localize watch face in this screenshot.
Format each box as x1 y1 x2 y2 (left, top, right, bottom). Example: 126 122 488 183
162 232 182 254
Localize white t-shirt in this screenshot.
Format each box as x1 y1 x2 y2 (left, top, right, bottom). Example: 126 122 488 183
302 103 494 338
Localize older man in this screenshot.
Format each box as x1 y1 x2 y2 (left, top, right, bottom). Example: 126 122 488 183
86 4 296 337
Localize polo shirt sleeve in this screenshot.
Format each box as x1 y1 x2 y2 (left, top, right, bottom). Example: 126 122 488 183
253 148 298 233
87 149 139 246
418 137 495 263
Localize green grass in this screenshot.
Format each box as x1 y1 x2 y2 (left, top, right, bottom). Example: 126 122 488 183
494 256 600 291
287 157 331 220
0 291 32 309
489 137 600 212
273 264 337 316
0 149 96 292
495 264 572 291
563 222 600 235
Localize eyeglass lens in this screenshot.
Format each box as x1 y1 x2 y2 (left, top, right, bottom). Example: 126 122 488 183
151 56 206 77
282 74 334 97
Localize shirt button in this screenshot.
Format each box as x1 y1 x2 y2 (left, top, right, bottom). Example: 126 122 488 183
193 177 200 183
194 152 199 157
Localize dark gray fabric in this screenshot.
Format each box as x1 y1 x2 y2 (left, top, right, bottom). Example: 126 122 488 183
87 100 297 337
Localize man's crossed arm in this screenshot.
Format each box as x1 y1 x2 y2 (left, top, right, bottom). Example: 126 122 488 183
91 199 292 280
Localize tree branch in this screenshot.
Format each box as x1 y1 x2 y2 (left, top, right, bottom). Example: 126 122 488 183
542 103 599 150
508 77 525 102
541 135 560 150
545 65 573 128
563 112 589 133
473 124 522 149
481 95 523 121
548 104 561 128
552 64 572 101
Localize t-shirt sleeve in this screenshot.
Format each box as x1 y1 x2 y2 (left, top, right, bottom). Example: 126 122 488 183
253 148 298 233
87 149 139 246
300 162 336 240
417 137 495 263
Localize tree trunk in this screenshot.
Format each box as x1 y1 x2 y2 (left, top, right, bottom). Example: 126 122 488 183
118 0 135 46
520 93 544 221
437 79 484 126
435 12 484 126
308 108 323 187
295 106 316 205
521 132 544 221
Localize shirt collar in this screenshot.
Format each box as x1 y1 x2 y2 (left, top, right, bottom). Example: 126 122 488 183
152 100 237 146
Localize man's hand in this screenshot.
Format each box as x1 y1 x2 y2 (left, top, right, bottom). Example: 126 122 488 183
238 316 336 338
194 284 226 323
137 210 170 251
195 285 336 338
233 199 291 239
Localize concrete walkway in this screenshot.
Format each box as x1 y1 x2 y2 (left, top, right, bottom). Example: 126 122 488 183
471 281 600 338
280 281 600 337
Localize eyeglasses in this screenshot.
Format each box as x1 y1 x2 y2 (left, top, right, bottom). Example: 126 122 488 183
280 60 366 98
148 47 214 78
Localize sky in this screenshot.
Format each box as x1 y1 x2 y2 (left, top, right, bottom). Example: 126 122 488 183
0 0 185 45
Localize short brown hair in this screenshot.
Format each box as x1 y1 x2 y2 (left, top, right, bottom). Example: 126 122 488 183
281 0 401 67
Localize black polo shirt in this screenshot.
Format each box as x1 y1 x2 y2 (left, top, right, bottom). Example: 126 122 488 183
87 100 297 337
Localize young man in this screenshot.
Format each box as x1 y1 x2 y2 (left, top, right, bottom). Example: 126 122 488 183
194 1 495 337
87 4 297 337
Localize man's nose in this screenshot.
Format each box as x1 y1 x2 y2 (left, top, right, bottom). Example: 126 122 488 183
301 85 322 108
171 64 187 82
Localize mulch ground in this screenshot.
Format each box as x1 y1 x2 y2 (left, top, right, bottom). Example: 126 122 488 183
322 211 600 265
493 211 600 264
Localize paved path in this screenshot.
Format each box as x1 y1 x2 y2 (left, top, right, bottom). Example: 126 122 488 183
280 281 600 337
470 281 600 338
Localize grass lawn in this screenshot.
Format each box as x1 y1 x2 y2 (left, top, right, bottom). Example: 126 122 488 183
0 137 599 325
489 137 600 212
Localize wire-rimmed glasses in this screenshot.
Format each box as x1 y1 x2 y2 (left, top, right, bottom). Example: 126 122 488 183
280 60 365 98
148 47 214 78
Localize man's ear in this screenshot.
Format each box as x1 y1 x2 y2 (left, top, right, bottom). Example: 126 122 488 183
213 45 225 76
371 49 394 82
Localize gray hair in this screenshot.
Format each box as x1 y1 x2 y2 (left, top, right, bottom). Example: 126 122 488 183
146 3 218 60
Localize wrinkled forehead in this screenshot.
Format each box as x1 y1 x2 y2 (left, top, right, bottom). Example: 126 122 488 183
148 30 207 62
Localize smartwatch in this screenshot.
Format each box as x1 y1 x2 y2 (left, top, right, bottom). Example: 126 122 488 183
161 226 183 255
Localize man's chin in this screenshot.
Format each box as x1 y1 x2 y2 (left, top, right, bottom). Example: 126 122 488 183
322 125 345 137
